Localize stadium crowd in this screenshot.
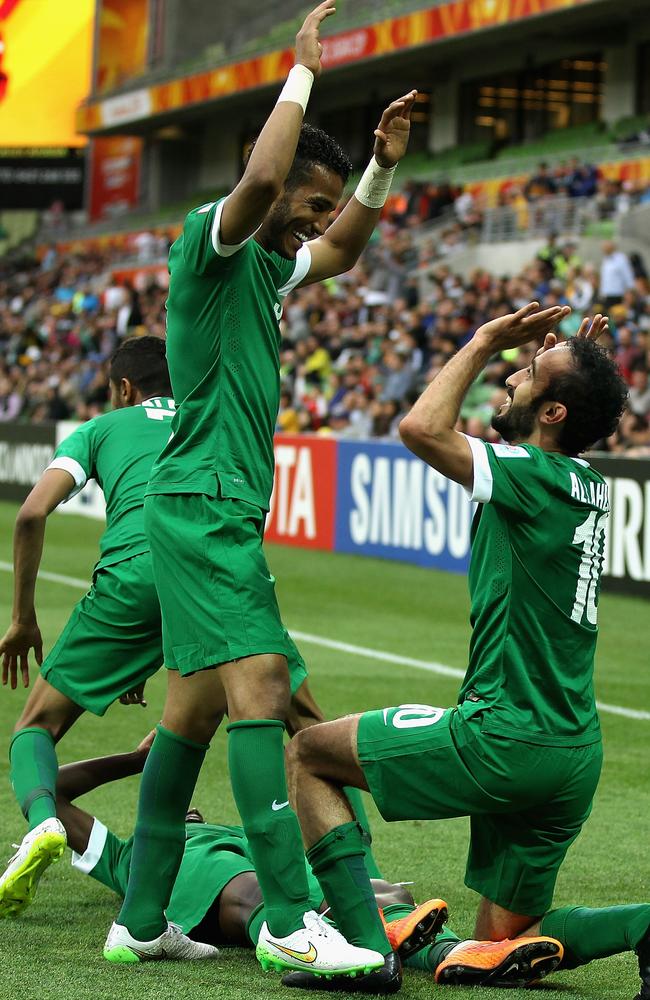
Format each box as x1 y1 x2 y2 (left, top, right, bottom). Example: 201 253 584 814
1 228 649 454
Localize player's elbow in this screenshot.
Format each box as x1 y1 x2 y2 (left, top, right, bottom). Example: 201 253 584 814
15 500 47 530
399 414 432 451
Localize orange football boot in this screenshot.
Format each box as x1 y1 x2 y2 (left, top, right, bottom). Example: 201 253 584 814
435 936 564 987
382 899 448 959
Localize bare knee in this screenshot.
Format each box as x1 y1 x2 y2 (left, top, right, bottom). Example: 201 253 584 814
285 727 312 779
222 654 291 723
14 691 82 743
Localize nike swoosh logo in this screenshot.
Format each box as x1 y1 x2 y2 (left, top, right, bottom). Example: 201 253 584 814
275 943 318 964
131 947 167 961
271 799 289 811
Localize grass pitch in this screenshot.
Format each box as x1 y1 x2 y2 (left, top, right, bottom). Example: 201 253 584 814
0 500 648 1000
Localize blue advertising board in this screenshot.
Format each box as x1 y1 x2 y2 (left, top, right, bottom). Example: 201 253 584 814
334 439 474 573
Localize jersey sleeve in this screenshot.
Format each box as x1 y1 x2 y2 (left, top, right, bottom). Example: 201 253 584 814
464 436 553 517
47 420 97 500
70 819 133 898
277 244 312 298
181 198 259 274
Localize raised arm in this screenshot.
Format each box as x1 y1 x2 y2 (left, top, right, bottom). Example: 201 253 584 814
56 732 154 856
218 1 334 247
399 304 570 487
0 469 76 690
302 90 417 284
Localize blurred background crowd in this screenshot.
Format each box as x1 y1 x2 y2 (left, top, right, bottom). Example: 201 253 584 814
1 204 649 455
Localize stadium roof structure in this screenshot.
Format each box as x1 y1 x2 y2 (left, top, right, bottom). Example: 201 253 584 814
76 0 604 135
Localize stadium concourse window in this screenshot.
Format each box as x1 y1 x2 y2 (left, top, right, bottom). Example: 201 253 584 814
459 54 605 148
638 41 650 114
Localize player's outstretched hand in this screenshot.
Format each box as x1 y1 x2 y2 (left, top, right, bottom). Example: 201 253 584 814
535 313 609 357
120 681 148 708
295 0 336 78
134 729 157 759
0 621 43 690
475 302 571 352
374 91 418 168
577 313 609 341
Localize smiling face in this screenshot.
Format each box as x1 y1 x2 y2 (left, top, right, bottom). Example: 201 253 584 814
257 163 344 260
491 344 573 443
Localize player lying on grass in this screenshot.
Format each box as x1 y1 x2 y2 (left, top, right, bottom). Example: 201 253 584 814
283 312 637 994
107 0 421 979
0 336 176 915
56 729 565 984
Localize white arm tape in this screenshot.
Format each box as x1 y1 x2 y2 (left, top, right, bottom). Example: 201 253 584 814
354 157 397 209
277 64 314 114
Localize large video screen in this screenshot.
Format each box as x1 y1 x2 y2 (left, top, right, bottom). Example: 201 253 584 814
0 0 93 147
96 0 149 94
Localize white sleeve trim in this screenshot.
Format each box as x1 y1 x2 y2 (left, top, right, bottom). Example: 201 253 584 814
210 197 261 257
278 244 312 297
462 435 493 503
71 818 108 875
46 457 88 500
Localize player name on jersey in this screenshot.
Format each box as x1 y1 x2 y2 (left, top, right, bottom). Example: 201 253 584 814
569 473 610 512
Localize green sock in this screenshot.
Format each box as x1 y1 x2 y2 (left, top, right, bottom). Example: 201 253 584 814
404 925 461 973
541 905 650 968
227 720 309 938
307 821 392 957
9 727 58 831
247 902 266 947
343 786 383 878
380 903 460 973
117 725 207 940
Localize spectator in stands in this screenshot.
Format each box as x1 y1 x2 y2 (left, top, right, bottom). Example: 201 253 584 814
628 364 650 417
600 241 636 308
524 162 557 201
0 373 22 421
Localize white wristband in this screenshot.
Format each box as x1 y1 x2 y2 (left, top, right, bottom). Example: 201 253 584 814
277 64 314 114
354 157 397 209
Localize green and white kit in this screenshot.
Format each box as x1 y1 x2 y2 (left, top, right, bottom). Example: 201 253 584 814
358 439 609 915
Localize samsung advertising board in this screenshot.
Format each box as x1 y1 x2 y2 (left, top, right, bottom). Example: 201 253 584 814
0 426 647 597
335 440 473 573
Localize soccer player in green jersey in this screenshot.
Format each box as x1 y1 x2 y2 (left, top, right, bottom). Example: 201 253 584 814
105 0 419 980
59 732 565 984
283 311 640 995
0 337 175 920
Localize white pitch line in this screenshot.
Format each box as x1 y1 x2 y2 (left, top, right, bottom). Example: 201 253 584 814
1 561 648 722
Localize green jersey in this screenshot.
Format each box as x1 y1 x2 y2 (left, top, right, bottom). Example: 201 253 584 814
147 199 311 510
460 437 609 747
49 398 175 570
74 818 323 935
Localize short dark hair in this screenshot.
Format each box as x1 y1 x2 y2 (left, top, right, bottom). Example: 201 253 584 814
109 336 172 398
540 338 628 454
246 122 352 189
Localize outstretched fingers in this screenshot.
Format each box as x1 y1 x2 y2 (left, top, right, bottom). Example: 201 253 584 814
309 0 336 23
577 313 609 341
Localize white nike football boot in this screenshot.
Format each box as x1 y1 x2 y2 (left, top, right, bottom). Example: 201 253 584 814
256 909 384 976
0 817 66 918
103 921 220 962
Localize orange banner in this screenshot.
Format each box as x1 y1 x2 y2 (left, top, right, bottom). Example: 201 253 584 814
96 0 149 94
88 136 143 221
77 0 593 133
0 0 93 147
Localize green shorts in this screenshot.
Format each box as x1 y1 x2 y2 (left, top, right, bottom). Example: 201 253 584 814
358 703 603 915
144 492 307 691
40 552 163 716
74 820 256 936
